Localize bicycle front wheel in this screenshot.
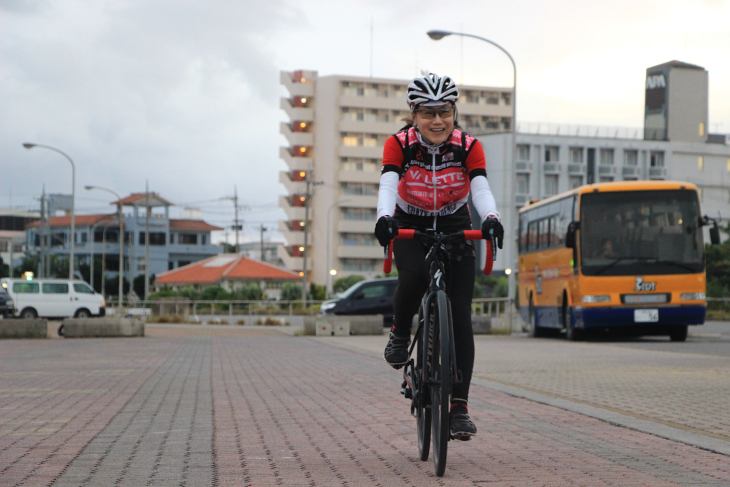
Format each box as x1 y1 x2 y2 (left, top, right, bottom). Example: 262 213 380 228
431 290 452 477
416 310 431 461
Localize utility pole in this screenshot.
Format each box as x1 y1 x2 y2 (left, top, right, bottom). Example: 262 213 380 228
259 225 267 261
144 181 150 301
223 186 242 253
301 172 323 304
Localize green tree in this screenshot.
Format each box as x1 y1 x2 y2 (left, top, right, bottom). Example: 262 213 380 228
309 283 326 301
234 284 264 300
0 256 8 278
18 255 39 277
133 274 155 299
281 283 301 301
333 275 365 293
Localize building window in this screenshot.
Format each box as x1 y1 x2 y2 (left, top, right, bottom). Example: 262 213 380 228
501 92 512 105
342 182 378 196
570 147 584 163
342 208 376 220
363 135 378 147
517 174 530 194
342 82 364 96
599 149 614 165
624 150 638 166
650 151 664 167
545 146 559 162
517 145 530 162
341 158 379 172
544 175 559 196
569 176 583 189
139 232 166 245
342 233 376 246
599 176 614 182
179 233 198 245
342 134 360 146
698 156 704 171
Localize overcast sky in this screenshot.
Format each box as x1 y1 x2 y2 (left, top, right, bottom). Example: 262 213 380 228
2 0 729 244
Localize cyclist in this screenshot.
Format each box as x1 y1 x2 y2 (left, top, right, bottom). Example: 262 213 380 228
374 72 504 440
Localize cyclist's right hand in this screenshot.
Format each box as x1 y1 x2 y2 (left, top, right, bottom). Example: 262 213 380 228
375 216 399 247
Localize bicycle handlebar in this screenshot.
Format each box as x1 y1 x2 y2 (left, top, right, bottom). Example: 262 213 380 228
383 229 495 275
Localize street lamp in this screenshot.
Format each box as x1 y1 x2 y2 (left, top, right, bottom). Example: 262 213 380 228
23 143 76 280
85 185 125 307
427 30 518 331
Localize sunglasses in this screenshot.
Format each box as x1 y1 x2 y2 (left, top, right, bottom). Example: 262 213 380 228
415 106 454 120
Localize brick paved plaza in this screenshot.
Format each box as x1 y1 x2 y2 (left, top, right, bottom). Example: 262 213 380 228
1 325 729 486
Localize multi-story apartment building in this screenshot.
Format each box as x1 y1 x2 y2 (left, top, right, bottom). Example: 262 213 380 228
480 61 730 274
0 209 39 275
279 70 514 291
25 192 223 284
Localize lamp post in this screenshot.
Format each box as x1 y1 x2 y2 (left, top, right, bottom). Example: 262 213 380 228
85 185 125 307
427 30 518 331
23 143 76 280
326 199 351 297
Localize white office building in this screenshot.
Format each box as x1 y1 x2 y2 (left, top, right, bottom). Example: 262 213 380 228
279 70 514 292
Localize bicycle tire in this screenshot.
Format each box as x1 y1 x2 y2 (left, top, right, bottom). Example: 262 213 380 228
416 308 431 461
431 290 451 477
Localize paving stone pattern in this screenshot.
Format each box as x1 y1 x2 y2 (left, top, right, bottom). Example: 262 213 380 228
0 326 728 486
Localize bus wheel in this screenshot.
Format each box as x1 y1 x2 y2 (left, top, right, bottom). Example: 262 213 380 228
563 296 581 341
528 295 544 338
669 325 688 342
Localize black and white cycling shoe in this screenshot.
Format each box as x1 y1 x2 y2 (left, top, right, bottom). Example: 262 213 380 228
383 329 410 369
449 405 477 440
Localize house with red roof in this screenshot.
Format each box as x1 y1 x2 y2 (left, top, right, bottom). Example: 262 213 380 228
25 192 223 292
155 254 300 299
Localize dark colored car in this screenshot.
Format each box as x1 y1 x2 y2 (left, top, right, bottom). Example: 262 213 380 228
321 277 398 324
0 287 15 318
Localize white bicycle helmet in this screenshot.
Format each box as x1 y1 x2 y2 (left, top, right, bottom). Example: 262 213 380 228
407 73 459 109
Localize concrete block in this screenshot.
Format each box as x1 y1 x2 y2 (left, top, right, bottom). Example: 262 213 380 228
332 321 350 336
315 321 332 336
471 316 492 334
345 315 385 335
62 318 145 338
0 319 48 339
302 317 317 335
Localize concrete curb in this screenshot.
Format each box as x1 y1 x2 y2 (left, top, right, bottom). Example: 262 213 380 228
61 318 145 338
471 377 730 457
0 319 48 339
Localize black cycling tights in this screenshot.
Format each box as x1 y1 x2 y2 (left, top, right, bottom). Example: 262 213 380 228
392 238 476 402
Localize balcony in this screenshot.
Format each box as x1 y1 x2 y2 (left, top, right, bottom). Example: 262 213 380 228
338 119 402 135
543 163 561 174
568 163 586 175
515 161 532 173
280 71 315 97
338 219 374 233
339 94 403 110
278 222 305 247
278 245 303 273
598 165 616 176
279 147 312 170
338 145 383 159
338 169 380 184
337 245 383 259
337 195 377 208
279 171 307 195
280 97 313 121
622 166 640 178
280 122 314 146
649 167 667 179
279 195 307 221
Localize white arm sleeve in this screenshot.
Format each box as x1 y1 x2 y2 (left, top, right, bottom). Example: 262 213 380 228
377 172 399 219
470 175 500 222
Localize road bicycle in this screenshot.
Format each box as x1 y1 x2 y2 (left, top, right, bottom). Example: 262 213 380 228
384 228 495 477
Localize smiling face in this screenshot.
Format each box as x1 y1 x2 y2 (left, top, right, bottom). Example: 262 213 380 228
412 104 455 145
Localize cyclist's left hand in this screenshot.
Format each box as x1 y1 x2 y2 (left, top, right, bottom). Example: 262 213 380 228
374 216 399 247
481 217 504 249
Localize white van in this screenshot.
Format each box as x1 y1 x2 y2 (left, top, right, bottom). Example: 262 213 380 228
1 278 106 319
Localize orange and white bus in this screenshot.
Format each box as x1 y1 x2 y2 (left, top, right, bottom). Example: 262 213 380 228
517 181 719 341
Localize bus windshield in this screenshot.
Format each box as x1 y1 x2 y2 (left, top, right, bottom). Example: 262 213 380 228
580 190 703 276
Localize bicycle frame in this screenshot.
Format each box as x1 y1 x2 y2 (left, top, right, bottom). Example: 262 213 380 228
391 229 494 475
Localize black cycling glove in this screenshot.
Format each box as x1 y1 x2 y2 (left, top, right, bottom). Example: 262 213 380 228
481 217 504 249
374 216 399 247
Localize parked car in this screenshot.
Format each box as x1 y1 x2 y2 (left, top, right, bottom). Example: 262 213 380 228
321 278 398 325
0 286 15 318
1 278 105 319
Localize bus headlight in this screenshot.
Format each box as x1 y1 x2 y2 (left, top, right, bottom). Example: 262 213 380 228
582 295 611 303
680 292 705 301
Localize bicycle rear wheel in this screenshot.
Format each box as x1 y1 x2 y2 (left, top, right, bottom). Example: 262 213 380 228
416 312 431 461
431 290 452 477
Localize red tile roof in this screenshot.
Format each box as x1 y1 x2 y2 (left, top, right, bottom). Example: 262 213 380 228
26 214 118 228
169 219 224 231
155 254 300 285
